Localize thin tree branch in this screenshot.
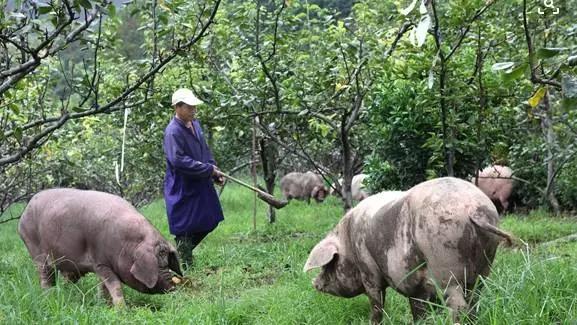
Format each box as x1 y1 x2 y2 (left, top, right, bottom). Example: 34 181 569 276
0 113 69 165
0 35 31 55
384 21 413 60
1 0 222 168
445 1 496 61
310 111 339 130
255 116 330 175
0 216 21 224
0 8 99 95
255 0 286 112
522 0 561 89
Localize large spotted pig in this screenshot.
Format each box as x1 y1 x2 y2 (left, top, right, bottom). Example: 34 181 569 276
304 177 512 323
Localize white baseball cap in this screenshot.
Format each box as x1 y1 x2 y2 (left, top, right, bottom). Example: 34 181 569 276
171 88 204 106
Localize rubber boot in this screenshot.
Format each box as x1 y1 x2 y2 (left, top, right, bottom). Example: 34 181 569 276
175 236 194 271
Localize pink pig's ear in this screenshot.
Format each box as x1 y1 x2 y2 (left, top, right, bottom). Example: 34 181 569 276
303 236 339 272
130 244 159 289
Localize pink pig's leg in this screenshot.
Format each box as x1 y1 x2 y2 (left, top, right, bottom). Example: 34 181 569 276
34 254 55 289
446 285 468 322
95 265 125 307
365 286 385 324
500 197 509 214
100 282 112 304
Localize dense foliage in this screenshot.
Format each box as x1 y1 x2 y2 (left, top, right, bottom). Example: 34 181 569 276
1 0 576 213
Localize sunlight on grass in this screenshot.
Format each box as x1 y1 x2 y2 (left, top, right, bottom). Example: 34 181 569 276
1 185 577 323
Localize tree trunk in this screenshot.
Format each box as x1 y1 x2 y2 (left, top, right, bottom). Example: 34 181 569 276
340 122 353 211
251 117 258 230
439 63 454 176
259 137 277 223
206 122 214 153
542 93 561 214
475 26 486 185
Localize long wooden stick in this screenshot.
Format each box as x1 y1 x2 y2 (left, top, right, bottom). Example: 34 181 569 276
219 172 288 209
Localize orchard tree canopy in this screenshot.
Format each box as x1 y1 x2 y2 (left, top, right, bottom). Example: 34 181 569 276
1 0 576 218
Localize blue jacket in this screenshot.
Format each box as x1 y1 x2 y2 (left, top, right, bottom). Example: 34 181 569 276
163 117 224 235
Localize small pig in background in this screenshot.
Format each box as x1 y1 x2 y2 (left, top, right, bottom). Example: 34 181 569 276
471 165 515 214
280 171 328 204
19 188 182 306
304 177 513 323
330 173 370 201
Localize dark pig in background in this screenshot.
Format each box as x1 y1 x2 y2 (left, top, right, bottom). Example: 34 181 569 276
280 171 328 204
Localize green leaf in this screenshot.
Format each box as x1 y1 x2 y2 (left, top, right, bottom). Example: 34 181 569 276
107 4 116 17
502 63 528 82
77 0 92 10
159 13 168 25
536 48 566 59
560 98 577 112
320 124 330 137
9 103 20 114
491 62 515 72
38 6 53 15
14 127 23 143
399 0 418 15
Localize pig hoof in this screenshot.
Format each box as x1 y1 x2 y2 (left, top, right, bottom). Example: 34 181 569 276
40 283 53 289
112 299 126 308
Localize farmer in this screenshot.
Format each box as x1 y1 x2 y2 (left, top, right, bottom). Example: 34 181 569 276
163 88 225 270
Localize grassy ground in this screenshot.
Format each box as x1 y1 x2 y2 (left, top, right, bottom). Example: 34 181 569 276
1 185 577 324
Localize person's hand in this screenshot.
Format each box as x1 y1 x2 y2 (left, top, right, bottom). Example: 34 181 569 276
212 165 225 186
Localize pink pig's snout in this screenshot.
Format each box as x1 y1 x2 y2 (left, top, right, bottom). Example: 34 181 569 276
312 277 324 292
166 283 177 292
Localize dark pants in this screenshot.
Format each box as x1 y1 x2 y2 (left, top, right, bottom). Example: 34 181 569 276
175 232 210 269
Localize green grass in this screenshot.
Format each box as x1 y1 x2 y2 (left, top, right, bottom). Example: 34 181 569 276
501 209 577 244
1 186 577 324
